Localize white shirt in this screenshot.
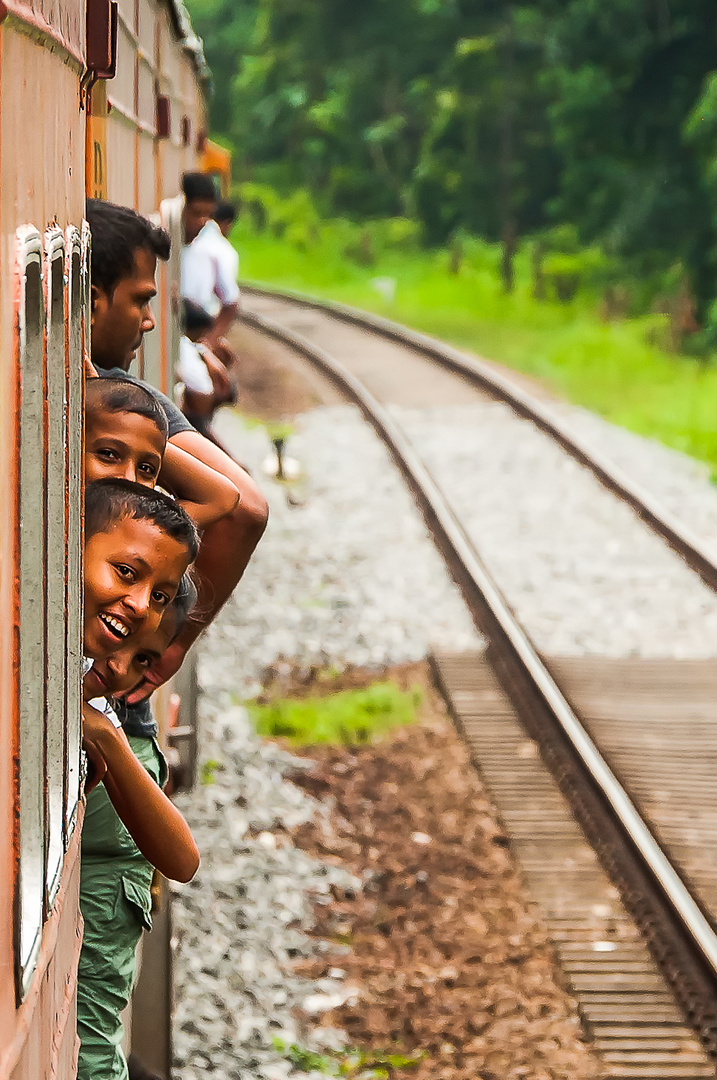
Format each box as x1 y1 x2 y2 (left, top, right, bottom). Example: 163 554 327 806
177 336 214 395
181 220 240 317
88 696 122 729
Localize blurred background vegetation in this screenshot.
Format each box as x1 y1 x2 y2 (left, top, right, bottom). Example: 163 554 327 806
186 0 717 469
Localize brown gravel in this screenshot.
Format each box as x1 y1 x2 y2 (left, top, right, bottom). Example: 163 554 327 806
228 319 343 421
285 666 602 1080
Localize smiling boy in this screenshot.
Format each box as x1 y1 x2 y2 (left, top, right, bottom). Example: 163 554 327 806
79 566 200 1080
86 198 268 697
83 479 199 660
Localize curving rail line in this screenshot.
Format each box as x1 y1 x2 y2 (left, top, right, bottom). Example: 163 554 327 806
239 291 717 1068
241 281 717 594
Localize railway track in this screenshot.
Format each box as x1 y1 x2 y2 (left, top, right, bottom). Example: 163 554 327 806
238 287 717 1076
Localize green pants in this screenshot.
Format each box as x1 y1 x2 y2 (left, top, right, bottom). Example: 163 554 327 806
77 736 166 1080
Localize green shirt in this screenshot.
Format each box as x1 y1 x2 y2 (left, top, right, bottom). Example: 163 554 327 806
77 735 167 1080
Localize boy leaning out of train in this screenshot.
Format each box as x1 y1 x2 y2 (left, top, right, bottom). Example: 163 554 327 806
85 374 240 528
79 583 200 1080
79 478 201 1080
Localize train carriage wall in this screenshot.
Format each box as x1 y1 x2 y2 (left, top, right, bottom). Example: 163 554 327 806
0 3 207 1078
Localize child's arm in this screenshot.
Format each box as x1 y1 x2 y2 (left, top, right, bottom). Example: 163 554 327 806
82 703 200 882
159 442 240 531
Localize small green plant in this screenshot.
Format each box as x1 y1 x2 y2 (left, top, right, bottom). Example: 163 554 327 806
271 1039 424 1076
199 758 222 785
250 681 422 746
272 1039 338 1073
265 420 295 443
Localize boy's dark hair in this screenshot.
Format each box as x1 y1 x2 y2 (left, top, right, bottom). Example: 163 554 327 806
87 199 171 296
85 478 199 562
181 298 214 335
214 200 237 225
181 171 217 204
85 377 169 444
164 571 198 640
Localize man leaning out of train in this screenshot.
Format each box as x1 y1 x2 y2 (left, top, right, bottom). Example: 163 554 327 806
80 478 201 1080
85 198 268 706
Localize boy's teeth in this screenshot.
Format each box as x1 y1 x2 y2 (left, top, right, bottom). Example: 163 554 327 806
100 613 129 637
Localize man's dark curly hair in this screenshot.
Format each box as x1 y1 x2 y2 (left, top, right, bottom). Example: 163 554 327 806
86 199 171 296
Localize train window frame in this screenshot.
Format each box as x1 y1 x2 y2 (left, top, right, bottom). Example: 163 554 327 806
44 228 67 907
65 226 84 840
14 226 47 996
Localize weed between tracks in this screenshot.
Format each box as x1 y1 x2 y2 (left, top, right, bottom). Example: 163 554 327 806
249 681 421 746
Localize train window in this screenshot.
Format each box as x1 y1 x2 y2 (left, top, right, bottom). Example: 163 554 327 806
181 115 191 147
15 227 46 992
65 227 84 839
44 229 66 906
156 93 171 139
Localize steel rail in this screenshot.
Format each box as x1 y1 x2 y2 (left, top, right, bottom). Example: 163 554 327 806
241 281 717 594
241 306 717 1000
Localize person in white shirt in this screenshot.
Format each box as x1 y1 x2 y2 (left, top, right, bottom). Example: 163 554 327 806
214 200 240 277
181 173 240 350
177 299 234 441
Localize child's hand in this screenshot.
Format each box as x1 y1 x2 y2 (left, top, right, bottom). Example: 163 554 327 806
82 701 110 792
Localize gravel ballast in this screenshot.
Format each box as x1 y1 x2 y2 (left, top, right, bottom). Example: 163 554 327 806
172 405 485 1079
172 357 717 1077
394 401 717 657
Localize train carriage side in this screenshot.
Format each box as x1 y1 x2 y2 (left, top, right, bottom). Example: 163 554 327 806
92 0 207 396
0 2 209 1077
0 4 88 1079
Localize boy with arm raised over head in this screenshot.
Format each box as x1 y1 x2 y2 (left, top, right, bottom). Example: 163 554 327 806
86 197 268 702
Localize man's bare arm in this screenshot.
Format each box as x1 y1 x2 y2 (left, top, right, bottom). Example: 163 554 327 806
203 301 239 351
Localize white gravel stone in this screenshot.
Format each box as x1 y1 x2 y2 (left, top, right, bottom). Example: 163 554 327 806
173 405 482 1079
394 401 717 657
204 405 482 699
174 391 717 1078
552 400 717 559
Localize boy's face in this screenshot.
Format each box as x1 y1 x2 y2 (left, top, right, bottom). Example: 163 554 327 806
83 616 175 701
91 247 158 372
83 516 190 660
85 409 164 487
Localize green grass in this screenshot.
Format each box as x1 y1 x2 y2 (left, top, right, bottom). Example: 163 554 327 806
272 1038 423 1077
249 681 421 746
235 222 717 474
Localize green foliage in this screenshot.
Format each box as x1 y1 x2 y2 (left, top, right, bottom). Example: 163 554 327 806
186 0 717 320
271 1039 424 1077
249 682 422 746
199 758 223 785
235 221 717 475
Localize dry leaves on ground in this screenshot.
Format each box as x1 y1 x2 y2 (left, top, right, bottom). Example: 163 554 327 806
288 674 601 1080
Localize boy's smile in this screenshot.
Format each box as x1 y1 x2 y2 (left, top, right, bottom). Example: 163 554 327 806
83 516 191 660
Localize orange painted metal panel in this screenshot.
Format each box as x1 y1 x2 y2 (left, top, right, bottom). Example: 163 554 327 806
0 1 85 67
0 22 84 1080
2 813 84 1080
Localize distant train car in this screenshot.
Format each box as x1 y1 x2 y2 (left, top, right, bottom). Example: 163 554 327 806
0 4 207 1078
